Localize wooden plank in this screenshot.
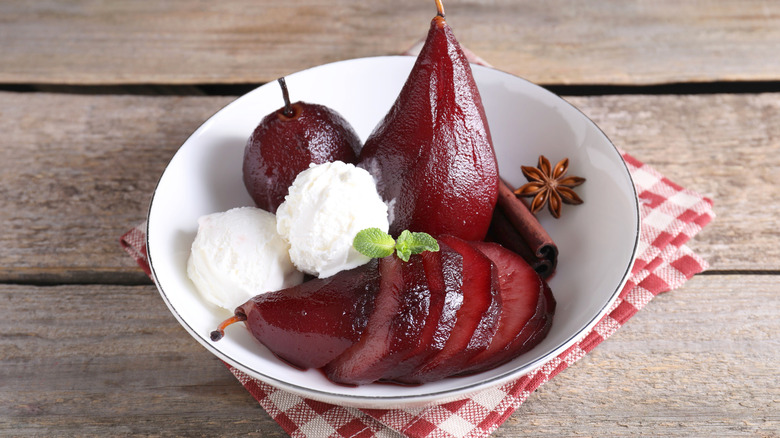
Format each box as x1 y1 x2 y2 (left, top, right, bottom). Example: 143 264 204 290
0 92 233 284
0 284 287 436
504 274 780 437
566 94 780 271
1 276 777 436
1 0 780 86
0 91 776 283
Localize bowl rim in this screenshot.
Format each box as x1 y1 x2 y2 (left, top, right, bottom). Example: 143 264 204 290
146 55 641 408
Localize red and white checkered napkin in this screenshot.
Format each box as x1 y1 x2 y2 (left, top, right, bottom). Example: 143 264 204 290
121 151 713 438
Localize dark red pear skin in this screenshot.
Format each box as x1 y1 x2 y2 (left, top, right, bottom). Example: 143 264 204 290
324 255 435 386
243 100 361 213
358 14 498 241
457 241 555 375
463 280 554 376
236 259 379 370
397 235 501 384
217 237 555 385
380 242 463 382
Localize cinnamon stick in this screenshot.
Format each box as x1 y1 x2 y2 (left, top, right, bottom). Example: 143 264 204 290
488 179 558 278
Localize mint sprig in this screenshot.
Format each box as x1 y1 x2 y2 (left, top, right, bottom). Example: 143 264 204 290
395 230 440 262
353 228 439 262
352 228 396 259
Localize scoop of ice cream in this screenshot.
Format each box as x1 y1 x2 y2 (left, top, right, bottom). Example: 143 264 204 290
276 161 389 278
187 206 303 310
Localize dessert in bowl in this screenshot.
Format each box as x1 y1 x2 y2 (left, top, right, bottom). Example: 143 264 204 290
147 53 639 408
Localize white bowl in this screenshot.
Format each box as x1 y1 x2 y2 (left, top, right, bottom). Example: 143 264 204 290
147 56 640 409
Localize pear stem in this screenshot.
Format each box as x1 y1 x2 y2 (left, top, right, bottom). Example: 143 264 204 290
210 313 247 342
435 0 445 18
277 77 294 118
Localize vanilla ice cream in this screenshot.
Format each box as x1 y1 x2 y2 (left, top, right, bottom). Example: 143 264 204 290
187 206 303 310
276 161 389 278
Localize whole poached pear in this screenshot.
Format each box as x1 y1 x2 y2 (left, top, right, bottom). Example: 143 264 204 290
359 0 499 241
243 78 361 213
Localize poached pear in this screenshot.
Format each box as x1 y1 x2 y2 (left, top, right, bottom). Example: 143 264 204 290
359 0 498 240
243 78 362 213
210 259 380 370
212 236 555 386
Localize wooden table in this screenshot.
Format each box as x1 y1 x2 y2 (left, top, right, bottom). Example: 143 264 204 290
1 1 778 436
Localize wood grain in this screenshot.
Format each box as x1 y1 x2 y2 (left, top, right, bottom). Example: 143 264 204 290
2 0 780 86
0 92 233 284
567 93 780 271
0 91 776 283
1 1 774 436
512 274 780 437
1 276 776 436
0 284 286 436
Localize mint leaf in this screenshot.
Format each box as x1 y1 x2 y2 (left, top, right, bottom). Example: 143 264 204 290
395 230 439 262
395 230 414 262
353 228 439 262
409 231 440 253
353 228 395 259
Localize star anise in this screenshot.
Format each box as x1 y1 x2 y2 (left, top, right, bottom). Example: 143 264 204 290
514 155 586 218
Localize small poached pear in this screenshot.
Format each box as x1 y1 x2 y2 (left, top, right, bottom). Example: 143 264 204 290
243 78 362 213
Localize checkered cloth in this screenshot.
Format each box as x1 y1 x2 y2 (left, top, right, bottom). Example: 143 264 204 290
121 149 713 437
